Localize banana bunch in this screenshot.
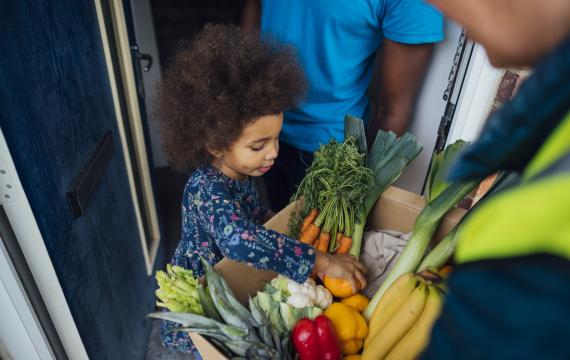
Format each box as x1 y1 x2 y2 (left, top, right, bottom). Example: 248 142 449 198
362 270 444 360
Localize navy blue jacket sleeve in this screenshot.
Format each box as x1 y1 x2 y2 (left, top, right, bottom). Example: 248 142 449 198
422 254 570 360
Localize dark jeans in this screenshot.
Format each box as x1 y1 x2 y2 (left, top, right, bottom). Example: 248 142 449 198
263 142 314 211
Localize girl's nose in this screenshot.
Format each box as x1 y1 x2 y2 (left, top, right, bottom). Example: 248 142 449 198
266 141 279 160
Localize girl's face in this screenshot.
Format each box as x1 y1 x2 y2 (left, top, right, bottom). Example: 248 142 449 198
213 113 282 180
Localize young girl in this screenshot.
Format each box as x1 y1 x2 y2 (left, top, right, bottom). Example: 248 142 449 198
156 24 367 354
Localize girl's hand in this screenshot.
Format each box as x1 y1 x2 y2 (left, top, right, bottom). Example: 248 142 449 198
313 252 367 293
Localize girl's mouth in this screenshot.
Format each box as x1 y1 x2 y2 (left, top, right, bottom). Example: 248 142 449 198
258 165 272 174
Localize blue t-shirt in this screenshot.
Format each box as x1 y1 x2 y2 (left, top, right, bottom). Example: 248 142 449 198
261 0 444 152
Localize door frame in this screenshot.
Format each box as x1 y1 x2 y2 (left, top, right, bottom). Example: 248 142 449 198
0 130 88 359
96 0 161 275
0 230 54 360
446 43 505 144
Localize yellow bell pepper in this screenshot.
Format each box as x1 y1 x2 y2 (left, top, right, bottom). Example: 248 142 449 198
324 303 356 341
342 293 370 312
324 302 369 355
341 339 364 355
353 308 368 339
344 355 361 360
323 277 356 298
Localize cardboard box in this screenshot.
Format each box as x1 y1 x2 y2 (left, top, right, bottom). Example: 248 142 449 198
190 186 466 359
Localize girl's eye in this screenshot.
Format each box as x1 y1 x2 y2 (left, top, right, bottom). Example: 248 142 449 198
251 146 263 152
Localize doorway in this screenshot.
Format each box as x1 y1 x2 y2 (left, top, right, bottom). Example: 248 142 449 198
114 0 246 264
102 1 502 358
0 1 505 359
120 0 499 232
109 1 247 358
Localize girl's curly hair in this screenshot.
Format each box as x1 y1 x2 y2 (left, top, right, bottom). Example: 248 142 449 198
155 24 307 172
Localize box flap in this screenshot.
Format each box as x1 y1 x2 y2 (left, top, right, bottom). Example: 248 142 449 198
263 200 299 234
214 258 277 306
189 333 226 359
368 186 466 243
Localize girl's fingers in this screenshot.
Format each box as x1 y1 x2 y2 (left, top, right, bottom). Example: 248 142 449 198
354 270 367 290
342 254 367 274
347 276 358 294
353 260 367 274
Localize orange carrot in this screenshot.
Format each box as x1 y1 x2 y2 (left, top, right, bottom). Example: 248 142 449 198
301 209 319 233
471 173 498 207
299 223 320 245
331 232 342 252
316 232 331 253
313 237 320 249
335 235 353 254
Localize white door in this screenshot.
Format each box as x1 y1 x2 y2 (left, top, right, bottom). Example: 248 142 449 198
396 22 503 193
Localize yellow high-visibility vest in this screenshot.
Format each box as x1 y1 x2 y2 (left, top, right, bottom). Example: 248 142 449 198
456 112 570 264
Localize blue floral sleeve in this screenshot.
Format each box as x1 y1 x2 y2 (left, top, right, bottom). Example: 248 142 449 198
250 186 271 224
196 181 315 283
160 167 315 354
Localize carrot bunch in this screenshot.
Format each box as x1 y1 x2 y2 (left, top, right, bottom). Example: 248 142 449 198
289 138 373 255
298 208 354 255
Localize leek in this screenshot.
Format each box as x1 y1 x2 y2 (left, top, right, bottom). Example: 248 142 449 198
418 170 513 270
363 140 477 320
417 225 460 270
345 116 423 258
425 140 466 202
344 114 368 155
415 140 468 271
363 180 477 319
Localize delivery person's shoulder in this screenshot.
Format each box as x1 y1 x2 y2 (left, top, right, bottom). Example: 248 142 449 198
455 169 570 265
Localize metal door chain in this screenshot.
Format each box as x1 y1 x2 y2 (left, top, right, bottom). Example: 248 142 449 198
443 29 467 101
130 45 153 72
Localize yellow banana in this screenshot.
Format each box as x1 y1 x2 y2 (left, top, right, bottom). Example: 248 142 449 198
362 283 428 360
365 273 418 347
385 285 443 360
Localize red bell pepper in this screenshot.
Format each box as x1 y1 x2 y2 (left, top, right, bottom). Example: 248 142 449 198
292 315 342 360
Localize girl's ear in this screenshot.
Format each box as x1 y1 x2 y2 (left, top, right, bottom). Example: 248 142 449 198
206 146 223 159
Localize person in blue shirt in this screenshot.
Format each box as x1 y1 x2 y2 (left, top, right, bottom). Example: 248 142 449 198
155 24 367 355
242 0 444 210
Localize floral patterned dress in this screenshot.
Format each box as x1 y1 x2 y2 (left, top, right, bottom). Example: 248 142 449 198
161 166 315 354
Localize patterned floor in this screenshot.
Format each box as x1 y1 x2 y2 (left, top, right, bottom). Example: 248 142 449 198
145 320 195 360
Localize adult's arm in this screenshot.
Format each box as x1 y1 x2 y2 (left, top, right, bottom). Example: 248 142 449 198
422 254 570 359
240 0 261 31
367 39 433 142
